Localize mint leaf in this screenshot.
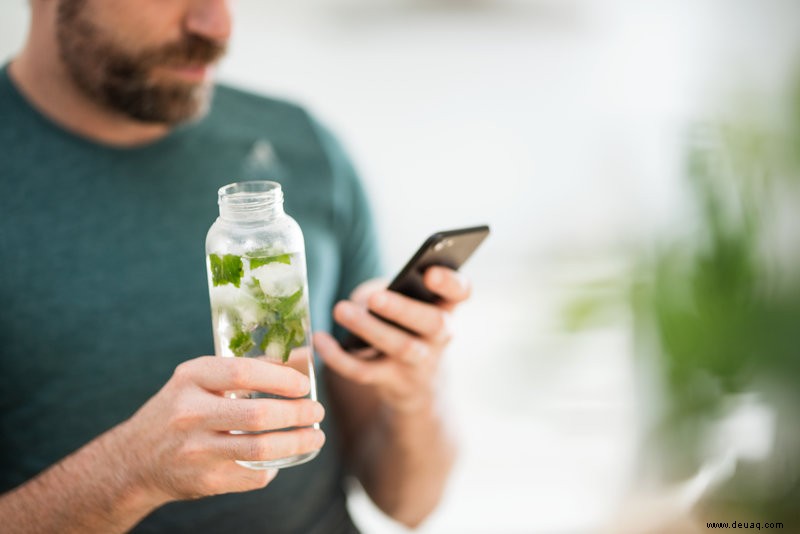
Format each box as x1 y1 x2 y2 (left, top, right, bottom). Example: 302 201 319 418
248 253 292 270
209 253 243 287
229 329 254 357
246 278 267 302
260 323 293 363
276 289 303 317
260 323 282 353
286 316 306 346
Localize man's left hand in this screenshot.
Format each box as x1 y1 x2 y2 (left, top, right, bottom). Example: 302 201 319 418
314 266 471 413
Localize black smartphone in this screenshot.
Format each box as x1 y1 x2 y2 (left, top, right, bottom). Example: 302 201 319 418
341 225 490 353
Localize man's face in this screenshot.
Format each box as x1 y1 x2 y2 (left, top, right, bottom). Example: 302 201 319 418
56 0 230 125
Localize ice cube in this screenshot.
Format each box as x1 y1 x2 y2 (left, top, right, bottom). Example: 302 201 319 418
210 284 240 309
250 262 302 297
210 283 264 329
264 339 287 362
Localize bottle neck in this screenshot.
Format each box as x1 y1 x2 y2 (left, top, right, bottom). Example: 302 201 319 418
218 181 285 223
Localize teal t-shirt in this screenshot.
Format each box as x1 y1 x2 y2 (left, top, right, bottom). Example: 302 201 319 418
0 65 382 533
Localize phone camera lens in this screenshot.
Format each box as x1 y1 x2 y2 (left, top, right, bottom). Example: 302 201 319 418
434 239 454 252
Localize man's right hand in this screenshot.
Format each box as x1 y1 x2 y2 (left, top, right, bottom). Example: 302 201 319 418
111 356 325 503
0 356 325 533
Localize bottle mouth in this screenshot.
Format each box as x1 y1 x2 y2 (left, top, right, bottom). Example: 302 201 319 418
218 181 283 220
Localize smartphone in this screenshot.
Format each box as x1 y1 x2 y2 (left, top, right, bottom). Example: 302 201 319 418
341 225 490 352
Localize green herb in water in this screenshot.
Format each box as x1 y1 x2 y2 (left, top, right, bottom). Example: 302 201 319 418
210 252 307 363
209 253 244 288
229 328 255 357
248 253 292 270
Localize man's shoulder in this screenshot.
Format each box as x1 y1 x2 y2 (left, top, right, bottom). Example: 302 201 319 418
208 83 353 177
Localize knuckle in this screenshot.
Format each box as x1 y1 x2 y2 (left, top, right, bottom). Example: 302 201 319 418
303 400 324 423
459 275 473 299
298 429 323 453
436 313 454 344
178 440 206 462
172 401 201 430
242 402 267 429
276 367 306 396
400 337 416 356
313 401 325 422
174 357 215 384
439 328 454 345
373 291 394 314
263 403 287 430
259 406 277 430
352 366 375 384
293 373 311 396
430 311 447 334
172 361 194 384
248 438 271 460
400 338 425 362
226 362 249 387
313 430 326 450
297 401 315 424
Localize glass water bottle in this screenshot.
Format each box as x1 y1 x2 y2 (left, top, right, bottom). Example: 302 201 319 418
205 181 318 469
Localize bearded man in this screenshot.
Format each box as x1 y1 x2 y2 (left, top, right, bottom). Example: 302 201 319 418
0 1 471 532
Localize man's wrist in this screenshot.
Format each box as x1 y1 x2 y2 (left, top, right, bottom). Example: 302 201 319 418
0 420 168 534
85 420 169 523
380 392 449 448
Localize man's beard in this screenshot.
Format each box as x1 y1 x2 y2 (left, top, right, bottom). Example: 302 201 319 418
56 0 227 125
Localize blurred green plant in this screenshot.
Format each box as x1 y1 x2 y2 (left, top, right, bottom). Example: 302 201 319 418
564 77 800 522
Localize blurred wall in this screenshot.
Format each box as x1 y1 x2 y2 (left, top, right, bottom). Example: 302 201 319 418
3 1 798 265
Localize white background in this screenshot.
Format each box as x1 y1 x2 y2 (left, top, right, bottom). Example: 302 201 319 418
2 1 799 532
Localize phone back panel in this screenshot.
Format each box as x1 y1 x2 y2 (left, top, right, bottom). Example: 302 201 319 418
388 226 490 303
341 225 489 352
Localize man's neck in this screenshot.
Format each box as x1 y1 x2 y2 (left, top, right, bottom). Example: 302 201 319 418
9 10 169 147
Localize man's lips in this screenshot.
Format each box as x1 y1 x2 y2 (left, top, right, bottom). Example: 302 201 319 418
157 63 212 82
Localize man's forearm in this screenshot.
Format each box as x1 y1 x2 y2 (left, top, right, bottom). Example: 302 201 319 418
354 397 457 528
0 422 164 534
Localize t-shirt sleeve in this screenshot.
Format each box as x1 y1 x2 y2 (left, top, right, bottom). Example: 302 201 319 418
308 117 384 342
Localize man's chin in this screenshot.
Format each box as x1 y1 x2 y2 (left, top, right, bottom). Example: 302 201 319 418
110 82 215 126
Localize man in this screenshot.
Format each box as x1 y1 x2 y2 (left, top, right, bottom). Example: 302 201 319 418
0 1 471 532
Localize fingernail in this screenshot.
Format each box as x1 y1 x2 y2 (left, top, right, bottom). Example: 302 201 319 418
428 269 443 287
313 402 325 421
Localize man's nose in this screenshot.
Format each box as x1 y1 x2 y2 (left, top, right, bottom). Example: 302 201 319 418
186 0 232 44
